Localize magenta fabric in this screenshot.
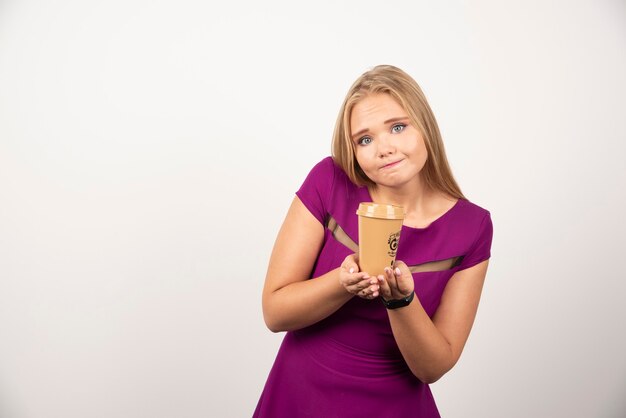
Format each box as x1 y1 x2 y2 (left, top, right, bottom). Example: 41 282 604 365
253 157 493 418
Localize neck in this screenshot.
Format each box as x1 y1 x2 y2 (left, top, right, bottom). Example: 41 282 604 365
369 177 460 229
369 176 431 216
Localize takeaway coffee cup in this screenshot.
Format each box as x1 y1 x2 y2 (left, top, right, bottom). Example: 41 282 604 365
356 203 405 277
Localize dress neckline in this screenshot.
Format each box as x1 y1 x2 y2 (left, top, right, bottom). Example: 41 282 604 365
401 198 462 231
361 186 462 231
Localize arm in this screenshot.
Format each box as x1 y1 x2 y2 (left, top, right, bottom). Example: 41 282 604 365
379 260 489 383
263 196 373 332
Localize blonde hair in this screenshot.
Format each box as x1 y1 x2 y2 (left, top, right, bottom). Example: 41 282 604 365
331 65 465 200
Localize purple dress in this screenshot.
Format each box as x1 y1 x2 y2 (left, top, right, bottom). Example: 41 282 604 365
253 157 493 418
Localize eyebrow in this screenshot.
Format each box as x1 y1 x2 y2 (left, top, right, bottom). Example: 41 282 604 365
351 117 410 140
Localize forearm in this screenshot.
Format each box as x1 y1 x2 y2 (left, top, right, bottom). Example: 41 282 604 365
263 267 353 332
388 299 455 383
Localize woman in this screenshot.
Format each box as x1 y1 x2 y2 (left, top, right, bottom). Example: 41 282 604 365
253 65 493 417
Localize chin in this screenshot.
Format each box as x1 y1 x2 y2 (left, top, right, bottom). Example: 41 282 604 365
373 177 412 189
376 171 418 187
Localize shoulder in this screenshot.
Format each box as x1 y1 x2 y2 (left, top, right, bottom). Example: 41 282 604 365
309 156 345 178
298 157 335 191
456 199 493 261
456 199 491 222
302 156 355 192
447 198 493 247
295 156 358 225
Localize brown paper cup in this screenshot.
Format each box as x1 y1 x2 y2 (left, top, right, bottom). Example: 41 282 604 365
356 203 405 277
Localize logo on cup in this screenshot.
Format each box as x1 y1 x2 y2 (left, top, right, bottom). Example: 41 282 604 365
387 231 400 257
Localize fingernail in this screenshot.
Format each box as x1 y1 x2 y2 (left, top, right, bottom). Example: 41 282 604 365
395 267 401 276
373 291 379 297
349 267 354 273
370 279 377 285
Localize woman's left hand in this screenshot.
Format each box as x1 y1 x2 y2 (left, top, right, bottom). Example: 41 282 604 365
377 260 414 300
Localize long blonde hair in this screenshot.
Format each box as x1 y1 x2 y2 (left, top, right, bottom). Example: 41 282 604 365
331 65 465 200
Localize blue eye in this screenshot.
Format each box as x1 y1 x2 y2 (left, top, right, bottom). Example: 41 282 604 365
392 124 406 133
358 136 373 145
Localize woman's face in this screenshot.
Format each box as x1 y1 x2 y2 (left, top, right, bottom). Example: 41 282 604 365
349 93 428 189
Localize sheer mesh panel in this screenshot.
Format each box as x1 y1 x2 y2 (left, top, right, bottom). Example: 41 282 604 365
327 217 463 272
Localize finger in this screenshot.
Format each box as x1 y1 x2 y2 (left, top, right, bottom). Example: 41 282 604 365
393 260 410 277
342 254 360 272
346 277 377 294
392 262 414 295
370 284 380 298
342 272 370 287
384 267 399 292
352 277 378 293
394 266 412 295
393 260 408 270
342 262 359 273
357 284 379 299
378 274 392 299
367 281 380 297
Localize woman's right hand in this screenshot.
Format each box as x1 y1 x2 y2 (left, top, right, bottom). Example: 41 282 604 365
339 254 380 300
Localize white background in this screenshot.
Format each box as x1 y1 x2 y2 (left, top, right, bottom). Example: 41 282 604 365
1 1 625 417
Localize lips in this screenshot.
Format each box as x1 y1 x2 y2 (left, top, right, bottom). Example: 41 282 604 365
381 159 403 169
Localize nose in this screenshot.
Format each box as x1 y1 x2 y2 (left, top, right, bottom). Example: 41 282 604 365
377 133 395 157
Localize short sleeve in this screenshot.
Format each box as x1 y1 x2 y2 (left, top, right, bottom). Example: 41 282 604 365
295 157 336 225
458 212 493 271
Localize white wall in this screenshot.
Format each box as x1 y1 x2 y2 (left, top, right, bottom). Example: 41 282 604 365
1 1 624 417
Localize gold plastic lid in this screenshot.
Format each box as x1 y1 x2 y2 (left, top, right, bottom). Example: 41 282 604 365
356 202 405 220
